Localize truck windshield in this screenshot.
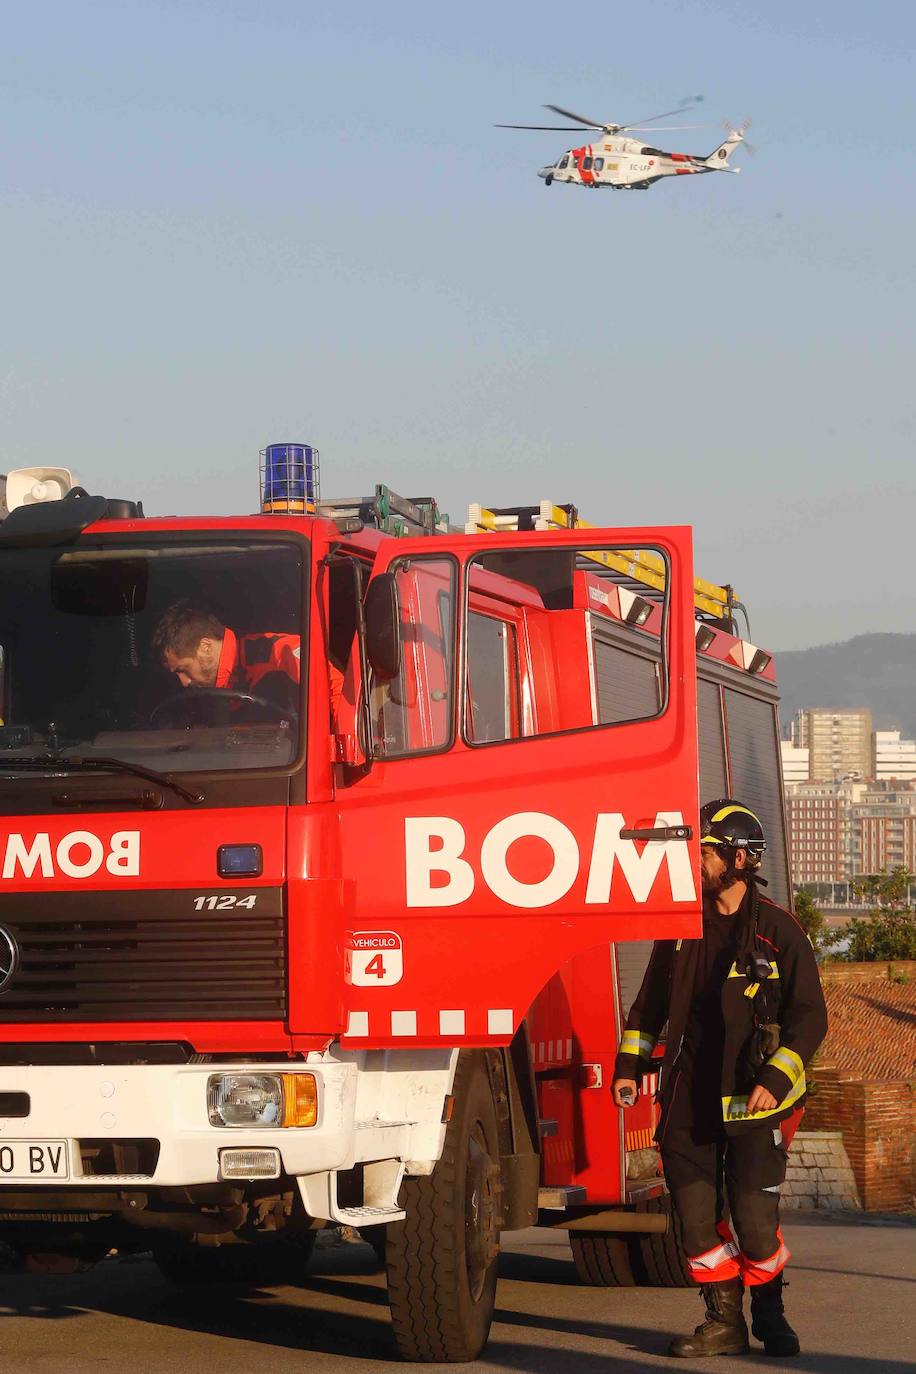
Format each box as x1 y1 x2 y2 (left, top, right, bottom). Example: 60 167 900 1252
0 538 304 773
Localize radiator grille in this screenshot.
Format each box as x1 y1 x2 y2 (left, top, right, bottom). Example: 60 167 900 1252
0 888 286 1022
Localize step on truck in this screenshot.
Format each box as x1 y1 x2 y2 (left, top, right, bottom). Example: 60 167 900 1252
0 449 790 1361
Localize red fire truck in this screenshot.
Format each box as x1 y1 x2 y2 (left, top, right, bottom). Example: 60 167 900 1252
0 456 789 1361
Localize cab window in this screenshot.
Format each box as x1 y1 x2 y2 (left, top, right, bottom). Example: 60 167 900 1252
583 156 593 170
465 613 519 743
465 544 669 744
593 156 604 172
558 155 569 169
370 556 456 759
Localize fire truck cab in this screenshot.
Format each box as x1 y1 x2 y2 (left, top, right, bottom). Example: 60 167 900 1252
0 459 789 1361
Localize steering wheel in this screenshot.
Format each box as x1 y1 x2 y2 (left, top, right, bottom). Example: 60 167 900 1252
150 687 297 729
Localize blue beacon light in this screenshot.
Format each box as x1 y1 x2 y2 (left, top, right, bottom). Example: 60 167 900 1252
259 442 320 515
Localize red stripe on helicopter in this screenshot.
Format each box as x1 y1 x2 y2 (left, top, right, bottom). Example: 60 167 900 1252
670 153 689 162
574 146 594 185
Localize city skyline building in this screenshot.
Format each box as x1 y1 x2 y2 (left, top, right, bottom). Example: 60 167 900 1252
781 740 810 784
874 730 916 783
790 707 873 782
785 778 916 887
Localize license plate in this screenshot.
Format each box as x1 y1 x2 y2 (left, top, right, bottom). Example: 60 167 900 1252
0 1140 69 1180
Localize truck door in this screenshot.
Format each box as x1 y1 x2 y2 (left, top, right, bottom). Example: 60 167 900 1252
332 526 701 1048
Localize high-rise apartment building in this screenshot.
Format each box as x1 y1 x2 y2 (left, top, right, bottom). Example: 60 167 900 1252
790 708 873 782
786 780 916 884
873 730 916 783
785 784 848 883
780 740 810 784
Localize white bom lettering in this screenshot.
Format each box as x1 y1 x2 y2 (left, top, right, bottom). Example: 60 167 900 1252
404 812 697 909
585 812 696 904
480 812 579 909
2 833 53 880
405 817 474 907
106 831 141 876
56 831 104 879
1 831 141 880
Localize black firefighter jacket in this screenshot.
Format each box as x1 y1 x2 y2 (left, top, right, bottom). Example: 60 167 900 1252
613 889 828 1134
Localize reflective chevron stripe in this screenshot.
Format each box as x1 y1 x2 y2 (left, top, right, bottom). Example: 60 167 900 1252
688 1233 741 1283
740 1229 791 1287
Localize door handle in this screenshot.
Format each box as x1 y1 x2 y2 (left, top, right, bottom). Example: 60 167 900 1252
619 825 692 841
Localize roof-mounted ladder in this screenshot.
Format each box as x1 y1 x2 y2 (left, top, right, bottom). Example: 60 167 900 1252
318 484 454 538
466 499 737 624
318 484 738 625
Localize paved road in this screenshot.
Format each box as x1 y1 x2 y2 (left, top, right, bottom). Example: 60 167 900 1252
1 1215 913 1372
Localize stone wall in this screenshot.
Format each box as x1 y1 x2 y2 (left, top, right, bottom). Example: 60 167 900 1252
781 1130 860 1210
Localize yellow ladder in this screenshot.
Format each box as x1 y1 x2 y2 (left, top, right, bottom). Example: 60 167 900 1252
465 500 734 622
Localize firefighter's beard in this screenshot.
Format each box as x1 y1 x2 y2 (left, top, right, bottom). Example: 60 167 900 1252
701 864 741 897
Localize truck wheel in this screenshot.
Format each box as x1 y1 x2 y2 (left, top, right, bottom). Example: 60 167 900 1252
385 1050 501 1362
569 1232 636 1286
629 1197 692 1287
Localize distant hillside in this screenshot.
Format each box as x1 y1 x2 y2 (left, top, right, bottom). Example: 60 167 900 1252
774 633 916 739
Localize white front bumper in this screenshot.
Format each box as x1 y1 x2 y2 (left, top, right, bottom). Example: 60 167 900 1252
0 1061 359 1187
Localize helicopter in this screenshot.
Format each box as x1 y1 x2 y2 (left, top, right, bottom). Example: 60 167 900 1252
496 98 749 191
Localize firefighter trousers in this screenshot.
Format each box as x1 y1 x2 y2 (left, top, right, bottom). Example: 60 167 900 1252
658 1073 803 1286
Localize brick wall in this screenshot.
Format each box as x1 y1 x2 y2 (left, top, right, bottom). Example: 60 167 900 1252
806 1063 914 1211
819 959 916 986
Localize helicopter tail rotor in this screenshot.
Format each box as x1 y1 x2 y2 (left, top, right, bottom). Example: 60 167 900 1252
722 118 756 155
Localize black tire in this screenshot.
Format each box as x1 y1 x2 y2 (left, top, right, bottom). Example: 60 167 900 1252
153 1233 315 1286
628 1196 692 1287
385 1050 501 1362
569 1231 637 1286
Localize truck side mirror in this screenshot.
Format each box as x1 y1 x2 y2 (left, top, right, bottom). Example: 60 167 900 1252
364 572 401 682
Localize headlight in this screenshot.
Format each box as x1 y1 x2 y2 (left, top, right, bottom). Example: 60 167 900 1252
208 1073 282 1127
207 1072 318 1128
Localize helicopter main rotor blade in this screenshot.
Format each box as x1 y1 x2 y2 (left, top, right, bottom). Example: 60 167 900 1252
494 123 602 131
624 124 712 132
543 103 606 128
617 97 703 130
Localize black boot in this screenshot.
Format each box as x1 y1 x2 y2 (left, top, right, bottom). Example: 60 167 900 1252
668 1279 749 1358
750 1273 800 1356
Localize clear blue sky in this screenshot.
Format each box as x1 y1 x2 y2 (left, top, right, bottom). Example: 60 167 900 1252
2 0 913 650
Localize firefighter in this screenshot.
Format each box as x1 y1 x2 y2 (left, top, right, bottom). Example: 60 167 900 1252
612 799 827 1359
152 601 300 718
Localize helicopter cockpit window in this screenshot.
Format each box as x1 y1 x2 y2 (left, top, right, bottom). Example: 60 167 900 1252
583 156 593 170
593 157 604 172
558 155 569 169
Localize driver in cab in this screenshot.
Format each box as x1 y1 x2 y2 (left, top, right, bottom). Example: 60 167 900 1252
152 601 300 720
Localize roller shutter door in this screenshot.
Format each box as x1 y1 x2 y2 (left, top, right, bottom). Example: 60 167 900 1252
697 678 728 803
615 940 655 1019
591 628 659 724
723 688 790 908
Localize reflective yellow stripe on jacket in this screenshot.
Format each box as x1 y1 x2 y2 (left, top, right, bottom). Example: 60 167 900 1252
766 1045 805 1088
722 1070 807 1123
620 1029 656 1059
726 959 779 1000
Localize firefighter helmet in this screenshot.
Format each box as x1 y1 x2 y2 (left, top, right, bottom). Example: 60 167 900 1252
699 799 766 869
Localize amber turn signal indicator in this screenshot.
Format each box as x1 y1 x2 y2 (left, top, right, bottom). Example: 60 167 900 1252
281 1073 319 1128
